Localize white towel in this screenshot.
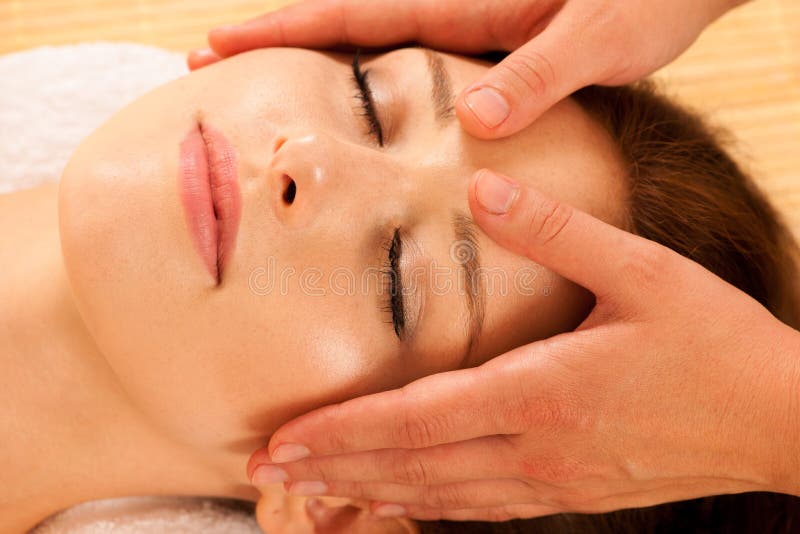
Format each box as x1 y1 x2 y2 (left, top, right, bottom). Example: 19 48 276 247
29 496 260 534
0 42 187 193
0 42 261 534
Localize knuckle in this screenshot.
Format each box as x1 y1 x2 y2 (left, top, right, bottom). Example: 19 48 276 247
335 1 351 45
497 49 556 100
486 5 539 49
330 480 365 499
392 450 431 486
303 458 328 481
502 365 537 434
322 403 353 452
502 391 535 435
541 460 583 486
619 243 672 290
580 0 623 40
396 407 435 449
423 484 465 509
520 453 589 488
522 195 573 252
522 391 583 431
393 386 443 448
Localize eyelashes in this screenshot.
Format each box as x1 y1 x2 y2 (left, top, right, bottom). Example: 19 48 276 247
350 51 402 338
380 228 405 339
351 49 384 147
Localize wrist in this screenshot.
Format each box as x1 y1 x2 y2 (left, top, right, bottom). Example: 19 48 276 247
711 316 800 497
767 324 800 496
745 321 800 496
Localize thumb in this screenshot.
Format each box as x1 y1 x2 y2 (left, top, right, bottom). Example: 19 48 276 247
456 20 595 139
468 169 663 305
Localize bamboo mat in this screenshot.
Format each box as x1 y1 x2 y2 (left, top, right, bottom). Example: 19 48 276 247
1 0 798 234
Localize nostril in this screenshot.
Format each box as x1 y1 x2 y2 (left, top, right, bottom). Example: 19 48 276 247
281 174 296 205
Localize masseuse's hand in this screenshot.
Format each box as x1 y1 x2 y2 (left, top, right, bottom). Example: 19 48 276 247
246 170 800 522
189 0 746 139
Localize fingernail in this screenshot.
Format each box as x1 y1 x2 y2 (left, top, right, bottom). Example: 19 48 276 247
475 170 520 214
251 464 289 485
288 480 328 496
464 86 510 129
373 503 407 518
189 48 214 59
271 443 311 463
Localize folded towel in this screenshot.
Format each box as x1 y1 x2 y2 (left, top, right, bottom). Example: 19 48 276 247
0 42 187 193
29 496 261 534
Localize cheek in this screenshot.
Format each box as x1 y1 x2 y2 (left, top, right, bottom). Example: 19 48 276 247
470 261 594 367
57 85 208 443
58 72 200 347
219 304 417 457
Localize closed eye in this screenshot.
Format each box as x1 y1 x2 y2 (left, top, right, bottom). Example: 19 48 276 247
381 228 406 339
351 50 384 147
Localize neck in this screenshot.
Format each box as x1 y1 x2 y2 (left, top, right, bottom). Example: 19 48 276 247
0 183 257 534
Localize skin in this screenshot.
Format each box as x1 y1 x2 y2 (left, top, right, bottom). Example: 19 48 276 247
185 0 799 525
192 0 751 139
253 170 800 524
0 47 628 533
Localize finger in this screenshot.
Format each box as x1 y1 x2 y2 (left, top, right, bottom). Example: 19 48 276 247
455 9 603 139
187 48 222 71
210 0 414 57
207 0 541 58
249 435 517 486
468 169 671 305
288 478 541 510
262 361 532 461
405 502 561 522
305 499 362 532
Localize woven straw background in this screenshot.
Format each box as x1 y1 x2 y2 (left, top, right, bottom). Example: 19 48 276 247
1 0 798 233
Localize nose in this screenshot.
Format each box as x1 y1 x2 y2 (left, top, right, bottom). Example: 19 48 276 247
268 132 367 227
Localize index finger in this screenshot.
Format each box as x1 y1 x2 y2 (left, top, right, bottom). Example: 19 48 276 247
208 0 502 58
265 352 531 461
468 170 675 305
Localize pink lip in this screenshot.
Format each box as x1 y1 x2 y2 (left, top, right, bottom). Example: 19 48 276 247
179 122 241 284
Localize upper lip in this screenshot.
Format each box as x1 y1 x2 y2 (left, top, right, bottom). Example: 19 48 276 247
179 120 242 285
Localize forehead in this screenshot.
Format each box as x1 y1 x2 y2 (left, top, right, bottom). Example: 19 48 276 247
372 47 628 227
469 96 629 227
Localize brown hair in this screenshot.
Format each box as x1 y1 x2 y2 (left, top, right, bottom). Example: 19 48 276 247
418 81 800 532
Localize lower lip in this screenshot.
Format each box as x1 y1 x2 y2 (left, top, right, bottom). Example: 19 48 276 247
179 122 241 284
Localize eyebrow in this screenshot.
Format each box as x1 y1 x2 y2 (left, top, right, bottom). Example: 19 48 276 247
452 211 485 367
423 49 456 126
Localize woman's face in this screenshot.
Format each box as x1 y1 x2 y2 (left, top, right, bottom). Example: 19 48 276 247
59 47 627 468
